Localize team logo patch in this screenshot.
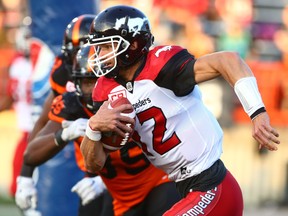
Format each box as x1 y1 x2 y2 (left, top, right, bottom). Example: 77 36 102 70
108 89 127 101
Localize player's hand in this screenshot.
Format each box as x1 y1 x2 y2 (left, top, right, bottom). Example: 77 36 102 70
252 112 280 151
61 118 88 141
23 208 42 216
89 101 134 138
15 176 37 210
71 176 106 206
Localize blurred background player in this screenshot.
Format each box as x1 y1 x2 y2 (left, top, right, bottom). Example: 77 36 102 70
22 45 113 216
0 20 33 198
23 45 181 216
15 14 100 216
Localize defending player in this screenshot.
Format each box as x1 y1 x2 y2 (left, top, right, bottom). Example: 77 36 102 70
14 15 112 216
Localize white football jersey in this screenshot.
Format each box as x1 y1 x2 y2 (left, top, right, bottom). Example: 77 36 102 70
9 55 34 132
93 45 223 182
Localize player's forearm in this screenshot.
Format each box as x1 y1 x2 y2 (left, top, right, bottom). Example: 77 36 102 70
24 134 65 166
80 136 107 173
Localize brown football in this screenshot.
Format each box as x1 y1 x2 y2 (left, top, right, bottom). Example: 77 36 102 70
101 97 135 151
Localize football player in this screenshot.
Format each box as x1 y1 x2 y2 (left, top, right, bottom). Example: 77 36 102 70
81 5 281 216
0 24 33 197
24 45 181 216
15 15 113 216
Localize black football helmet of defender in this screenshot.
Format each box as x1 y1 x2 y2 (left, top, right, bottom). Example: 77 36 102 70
62 14 95 65
72 45 97 111
88 5 154 77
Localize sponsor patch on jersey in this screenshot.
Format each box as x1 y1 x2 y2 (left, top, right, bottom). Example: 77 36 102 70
165 187 220 216
132 98 151 110
181 187 218 216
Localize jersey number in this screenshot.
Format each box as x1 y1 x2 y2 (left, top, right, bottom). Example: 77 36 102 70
100 143 150 179
136 107 181 155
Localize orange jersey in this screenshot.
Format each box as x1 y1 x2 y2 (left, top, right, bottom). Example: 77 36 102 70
100 142 170 216
48 91 171 215
48 92 93 171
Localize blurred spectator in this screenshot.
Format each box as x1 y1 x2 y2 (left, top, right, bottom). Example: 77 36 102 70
152 0 214 57
215 0 252 28
274 5 288 111
233 5 288 126
153 0 208 26
216 22 251 59
215 0 252 59
184 15 215 58
233 60 288 126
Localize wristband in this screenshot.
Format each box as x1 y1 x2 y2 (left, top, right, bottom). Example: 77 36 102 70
234 77 265 118
85 121 102 141
54 129 69 147
250 107 266 120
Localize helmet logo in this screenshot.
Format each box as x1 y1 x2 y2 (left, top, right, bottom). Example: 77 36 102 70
114 17 148 37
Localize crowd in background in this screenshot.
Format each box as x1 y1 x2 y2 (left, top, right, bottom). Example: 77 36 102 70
0 0 288 210
1 0 288 127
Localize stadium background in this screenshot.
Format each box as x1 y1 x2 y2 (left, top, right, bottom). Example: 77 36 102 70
0 0 288 215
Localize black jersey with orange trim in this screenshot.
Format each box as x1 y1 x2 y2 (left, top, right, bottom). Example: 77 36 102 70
48 91 92 121
49 54 72 96
48 91 93 171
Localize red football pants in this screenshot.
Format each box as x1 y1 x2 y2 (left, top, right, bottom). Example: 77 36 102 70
10 132 29 196
163 171 243 216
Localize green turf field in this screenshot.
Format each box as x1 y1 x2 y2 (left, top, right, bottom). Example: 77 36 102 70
0 196 21 216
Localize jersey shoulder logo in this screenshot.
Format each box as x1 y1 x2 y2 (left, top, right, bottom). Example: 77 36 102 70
155 46 172 57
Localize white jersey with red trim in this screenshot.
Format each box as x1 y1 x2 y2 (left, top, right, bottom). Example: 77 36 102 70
8 55 33 132
93 45 223 182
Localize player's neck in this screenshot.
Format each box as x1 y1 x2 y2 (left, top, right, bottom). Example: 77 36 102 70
119 60 142 81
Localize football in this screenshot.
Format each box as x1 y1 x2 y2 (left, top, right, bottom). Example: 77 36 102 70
101 97 135 151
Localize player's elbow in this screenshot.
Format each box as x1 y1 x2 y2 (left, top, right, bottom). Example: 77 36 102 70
84 162 104 174
82 152 106 173
218 51 242 65
23 148 42 167
23 150 34 166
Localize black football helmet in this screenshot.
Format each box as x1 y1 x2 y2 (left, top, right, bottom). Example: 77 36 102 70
72 45 98 111
88 5 154 77
62 14 95 64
